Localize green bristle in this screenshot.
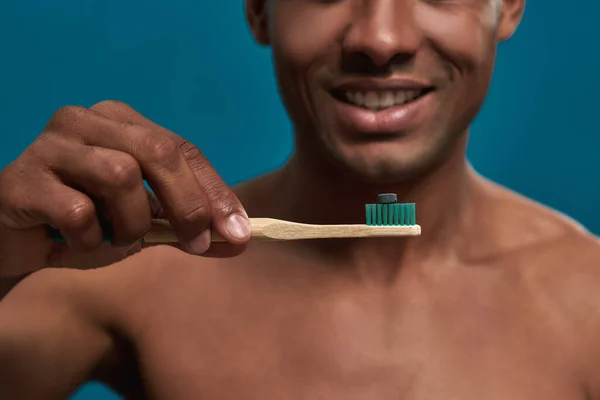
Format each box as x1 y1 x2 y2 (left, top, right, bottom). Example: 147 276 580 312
365 201 416 226
400 204 406 225
401 204 406 225
412 203 417 224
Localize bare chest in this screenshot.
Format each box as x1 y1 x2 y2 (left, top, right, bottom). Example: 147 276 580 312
130 283 585 400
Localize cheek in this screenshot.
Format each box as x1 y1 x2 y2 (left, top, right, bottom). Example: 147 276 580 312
269 2 352 128
270 2 350 68
416 5 497 74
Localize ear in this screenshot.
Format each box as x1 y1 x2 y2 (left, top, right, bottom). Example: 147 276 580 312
245 0 270 46
496 0 526 41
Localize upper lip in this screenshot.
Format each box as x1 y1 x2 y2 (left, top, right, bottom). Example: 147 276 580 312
331 77 434 92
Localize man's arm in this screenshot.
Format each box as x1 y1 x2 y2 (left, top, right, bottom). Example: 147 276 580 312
0 268 116 399
0 272 33 299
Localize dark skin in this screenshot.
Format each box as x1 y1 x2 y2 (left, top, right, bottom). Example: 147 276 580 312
3 0 600 398
3 189 600 399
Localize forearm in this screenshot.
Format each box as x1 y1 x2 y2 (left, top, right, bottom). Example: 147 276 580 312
0 269 114 399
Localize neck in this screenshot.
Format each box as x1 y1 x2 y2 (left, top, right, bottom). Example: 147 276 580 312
271 134 479 281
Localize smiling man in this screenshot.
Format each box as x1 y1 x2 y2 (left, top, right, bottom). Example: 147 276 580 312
3 0 600 399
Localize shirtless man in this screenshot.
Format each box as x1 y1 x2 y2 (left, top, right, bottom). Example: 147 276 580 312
3 0 600 398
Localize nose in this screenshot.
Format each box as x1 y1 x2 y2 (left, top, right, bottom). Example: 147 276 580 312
342 0 422 67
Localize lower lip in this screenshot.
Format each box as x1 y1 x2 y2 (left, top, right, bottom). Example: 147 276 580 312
331 91 436 135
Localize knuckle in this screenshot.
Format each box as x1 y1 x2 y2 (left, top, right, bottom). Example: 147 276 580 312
104 156 142 189
28 136 54 159
60 200 95 231
179 141 209 173
118 120 138 132
91 99 129 112
144 135 180 164
204 181 237 214
119 123 179 164
179 141 203 162
91 101 141 124
48 105 87 128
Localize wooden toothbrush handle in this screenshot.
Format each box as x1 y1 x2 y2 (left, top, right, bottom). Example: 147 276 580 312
143 218 332 242
143 218 273 243
143 218 420 243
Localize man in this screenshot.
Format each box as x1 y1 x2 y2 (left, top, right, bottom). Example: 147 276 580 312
3 0 600 398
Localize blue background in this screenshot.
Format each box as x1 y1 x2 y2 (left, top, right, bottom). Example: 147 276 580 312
0 0 598 399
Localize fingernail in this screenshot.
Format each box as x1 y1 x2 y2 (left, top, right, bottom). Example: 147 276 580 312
189 230 211 254
226 213 251 241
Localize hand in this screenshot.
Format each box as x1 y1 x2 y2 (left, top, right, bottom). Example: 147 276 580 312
0 100 250 277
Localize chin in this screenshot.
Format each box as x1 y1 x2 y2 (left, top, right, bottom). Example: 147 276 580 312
320 129 464 184
327 144 437 184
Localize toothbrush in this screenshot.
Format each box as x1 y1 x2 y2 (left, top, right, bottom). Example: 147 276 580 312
48 193 421 243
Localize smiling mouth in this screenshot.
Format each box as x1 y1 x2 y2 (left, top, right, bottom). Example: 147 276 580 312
331 88 434 112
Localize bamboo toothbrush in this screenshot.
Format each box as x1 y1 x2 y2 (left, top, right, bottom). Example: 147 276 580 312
48 193 421 243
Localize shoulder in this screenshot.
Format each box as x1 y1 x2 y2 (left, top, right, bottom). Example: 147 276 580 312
486 182 600 376
518 230 600 306
89 245 250 339
484 183 600 383
1 267 90 314
469 176 591 258
515 231 600 389
480 177 600 302
0 246 204 334
0 267 119 397
474 176 600 328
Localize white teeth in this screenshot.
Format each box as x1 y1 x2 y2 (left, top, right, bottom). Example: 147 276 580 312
363 91 379 110
381 91 395 108
354 92 364 106
343 89 424 110
395 91 406 104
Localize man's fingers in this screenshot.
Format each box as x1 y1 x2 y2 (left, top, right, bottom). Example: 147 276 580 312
144 190 249 256
44 140 152 247
178 141 251 244
47 105 212 254
4 180 104 251
0 159 105 251
92 101 251 246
